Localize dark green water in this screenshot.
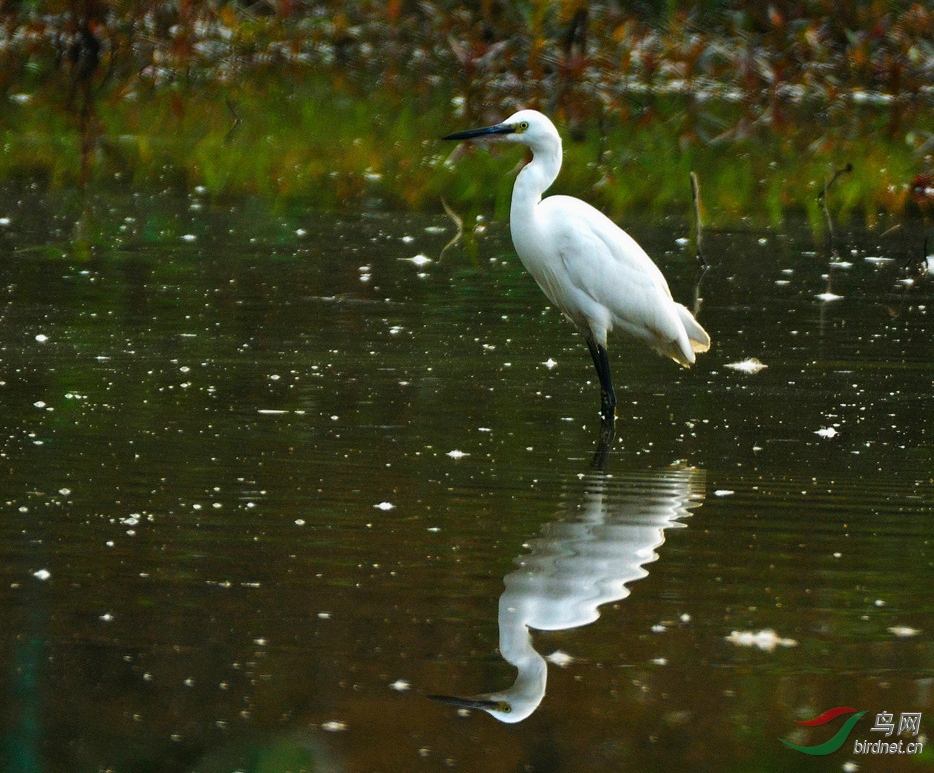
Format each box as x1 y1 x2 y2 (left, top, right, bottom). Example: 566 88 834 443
0 189 931 772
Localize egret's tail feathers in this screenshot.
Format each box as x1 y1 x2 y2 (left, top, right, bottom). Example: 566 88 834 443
676 303 711 354
661 304 711 367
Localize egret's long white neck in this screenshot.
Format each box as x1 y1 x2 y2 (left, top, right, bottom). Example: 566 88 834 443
510 138 562 226
491 591 548 723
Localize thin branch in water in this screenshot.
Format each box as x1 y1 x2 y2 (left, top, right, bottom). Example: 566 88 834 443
818 162 853 258
690 171 707 269
439 198 465 261
224 97 243 144
688 171 709 316
822 162 854 197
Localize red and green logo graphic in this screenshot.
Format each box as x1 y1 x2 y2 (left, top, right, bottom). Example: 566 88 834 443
781 707 868 755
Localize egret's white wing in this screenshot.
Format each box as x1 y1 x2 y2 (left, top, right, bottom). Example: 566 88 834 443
539 196 697 364
546 196 672 293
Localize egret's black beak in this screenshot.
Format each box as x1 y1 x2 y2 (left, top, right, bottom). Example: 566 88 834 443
427 693 504 712
442 123 515 141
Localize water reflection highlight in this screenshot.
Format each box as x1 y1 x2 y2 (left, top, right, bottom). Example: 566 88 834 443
431 465 704 723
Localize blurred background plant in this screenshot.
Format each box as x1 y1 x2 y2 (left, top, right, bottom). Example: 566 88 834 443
2 0 934 224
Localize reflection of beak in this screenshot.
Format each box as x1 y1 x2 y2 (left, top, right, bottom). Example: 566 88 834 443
441 123 515 142
428 694 508 713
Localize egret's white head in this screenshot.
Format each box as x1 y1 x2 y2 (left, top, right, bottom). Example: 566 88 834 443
428 637 548 724
428 690 539 724
442 109 561 157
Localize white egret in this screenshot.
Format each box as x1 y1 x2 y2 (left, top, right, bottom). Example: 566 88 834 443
443 110 710 424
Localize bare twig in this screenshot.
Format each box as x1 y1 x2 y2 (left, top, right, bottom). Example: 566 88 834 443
224 97 243 144
818 162 853 258
690 171 707 268
439 198 465 261
689 171 709 316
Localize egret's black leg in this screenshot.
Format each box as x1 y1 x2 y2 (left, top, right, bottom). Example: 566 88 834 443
586 338 616 425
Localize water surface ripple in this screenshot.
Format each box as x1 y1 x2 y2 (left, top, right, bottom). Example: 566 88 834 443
0 193 930 772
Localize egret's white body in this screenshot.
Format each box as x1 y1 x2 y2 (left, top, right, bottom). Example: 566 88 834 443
444 110 710 423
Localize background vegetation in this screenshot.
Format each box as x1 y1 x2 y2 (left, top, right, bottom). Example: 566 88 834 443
2 1 934 224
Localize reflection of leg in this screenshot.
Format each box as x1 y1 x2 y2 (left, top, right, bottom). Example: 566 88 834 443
586 338 616 425
590 419 615 471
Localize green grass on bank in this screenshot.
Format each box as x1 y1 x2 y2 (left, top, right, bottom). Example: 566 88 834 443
0 72 928 230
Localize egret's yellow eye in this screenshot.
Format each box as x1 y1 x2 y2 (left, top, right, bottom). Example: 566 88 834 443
518 121 530 132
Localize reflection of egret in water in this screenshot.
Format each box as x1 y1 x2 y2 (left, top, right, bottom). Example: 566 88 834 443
430 466 705 723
